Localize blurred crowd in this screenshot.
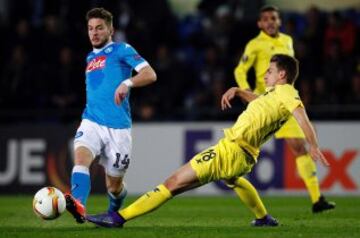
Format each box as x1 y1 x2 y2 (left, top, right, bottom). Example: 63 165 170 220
0 0 360 123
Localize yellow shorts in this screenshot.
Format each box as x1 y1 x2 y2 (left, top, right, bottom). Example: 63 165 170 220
275 115 305 139
190 138 255 184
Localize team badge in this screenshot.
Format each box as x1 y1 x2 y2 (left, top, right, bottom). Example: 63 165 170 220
75 131 83 138
242 55 248 62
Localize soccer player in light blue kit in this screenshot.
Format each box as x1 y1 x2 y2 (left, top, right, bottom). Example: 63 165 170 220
65 8 157 223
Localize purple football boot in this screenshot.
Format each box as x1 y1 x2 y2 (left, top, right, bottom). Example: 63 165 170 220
251 214 279 227
86 211 125 228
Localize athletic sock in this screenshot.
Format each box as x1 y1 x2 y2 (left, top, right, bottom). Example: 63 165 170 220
71 165 91 206
296 154 320 203
108 184 127 212
230 177 267 219
119 184 172 221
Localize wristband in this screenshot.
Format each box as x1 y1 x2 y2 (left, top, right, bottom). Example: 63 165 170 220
122 79 134 88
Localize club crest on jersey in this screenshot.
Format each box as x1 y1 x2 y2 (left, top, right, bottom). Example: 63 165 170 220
242 55 248 62
86 56 106 73
75 131 83 138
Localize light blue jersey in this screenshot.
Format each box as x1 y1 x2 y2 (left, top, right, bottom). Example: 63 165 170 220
83 42 148 128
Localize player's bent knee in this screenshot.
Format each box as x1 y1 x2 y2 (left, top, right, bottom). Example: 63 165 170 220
224 178 236 188
74 156 92 167
293 146 307 156
74 146 93 166
287 139 308 156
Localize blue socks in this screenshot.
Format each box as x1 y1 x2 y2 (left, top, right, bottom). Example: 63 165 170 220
71 165 127 211
71 165 91 206
108 184 127 212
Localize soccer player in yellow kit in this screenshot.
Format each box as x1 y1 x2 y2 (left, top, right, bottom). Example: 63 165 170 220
234 6 335 212
87 54 331 228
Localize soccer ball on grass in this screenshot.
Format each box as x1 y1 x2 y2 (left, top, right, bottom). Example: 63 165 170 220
33 187 66 220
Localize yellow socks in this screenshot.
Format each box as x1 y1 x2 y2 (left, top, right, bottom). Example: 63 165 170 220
296 154 321 203
119 184 172 221
230 177 267 219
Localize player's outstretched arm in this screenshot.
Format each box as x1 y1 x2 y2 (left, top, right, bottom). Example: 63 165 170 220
221 87 258 110
292 106 330 166
238 89 258 103
128 65 157 87
114 65 157 105
234 43 256 89
221 87 239 110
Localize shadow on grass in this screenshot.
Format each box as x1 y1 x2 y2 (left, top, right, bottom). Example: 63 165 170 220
1 224 281 232
1 226 89 232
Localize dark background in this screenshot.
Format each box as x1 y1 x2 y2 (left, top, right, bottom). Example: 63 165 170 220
0 0 359 123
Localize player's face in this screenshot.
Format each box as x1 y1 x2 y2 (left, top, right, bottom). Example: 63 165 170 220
88 18 113 48
264 62 283 87
258 11 281 37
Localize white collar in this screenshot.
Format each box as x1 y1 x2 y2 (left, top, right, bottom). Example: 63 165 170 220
93 41 114 54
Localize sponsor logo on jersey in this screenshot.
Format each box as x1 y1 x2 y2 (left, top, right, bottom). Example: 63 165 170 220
86 56 106 73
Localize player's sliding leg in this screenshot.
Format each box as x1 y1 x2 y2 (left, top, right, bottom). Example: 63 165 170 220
226 177 278 226
86 162 201 227
120 183 173 220
66 146 93 223
86 139 278 228
286 138 335 213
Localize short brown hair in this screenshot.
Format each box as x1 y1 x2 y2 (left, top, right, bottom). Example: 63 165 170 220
270 54 299 84
259 5 280 20
86 8 113 27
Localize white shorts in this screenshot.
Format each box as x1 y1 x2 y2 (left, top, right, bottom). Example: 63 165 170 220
74 119 132 177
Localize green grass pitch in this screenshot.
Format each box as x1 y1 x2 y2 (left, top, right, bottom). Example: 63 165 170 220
0 195 359 238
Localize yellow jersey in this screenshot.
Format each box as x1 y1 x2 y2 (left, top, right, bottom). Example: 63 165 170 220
224 84 303 160
234 31 294 94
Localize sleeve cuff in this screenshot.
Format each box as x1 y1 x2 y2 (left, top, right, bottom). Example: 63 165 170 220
134 61 149 72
